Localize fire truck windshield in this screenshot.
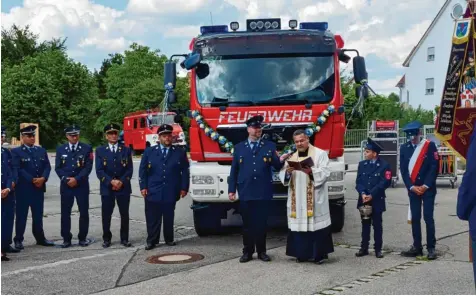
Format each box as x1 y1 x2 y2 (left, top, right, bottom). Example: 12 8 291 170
150 114 175 126
195 54 334 106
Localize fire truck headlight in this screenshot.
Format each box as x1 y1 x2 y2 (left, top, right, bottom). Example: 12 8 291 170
257 21 264 29
230 21 239 31
328 172 344 181
265 21 271 29
250 21 257 30
192 175 215 185
328 185 344 193
289 20 297 29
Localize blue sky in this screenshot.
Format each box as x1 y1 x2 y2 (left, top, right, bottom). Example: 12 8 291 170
1 0 449 102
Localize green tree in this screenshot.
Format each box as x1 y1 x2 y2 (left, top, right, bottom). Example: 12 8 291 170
1 24 66 66
1 50 98 148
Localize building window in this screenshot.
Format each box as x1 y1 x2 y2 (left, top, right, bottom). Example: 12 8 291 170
140 117 146 128
427 47 435 61
134 119 138 129
426 78 434 95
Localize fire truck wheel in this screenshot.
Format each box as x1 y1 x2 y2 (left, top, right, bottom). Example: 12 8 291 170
193 204 222 237
330 205 345 233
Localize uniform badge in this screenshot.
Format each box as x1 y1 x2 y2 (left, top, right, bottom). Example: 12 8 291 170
263 157 267 162
385 170 392 180
268 157 271 162
148 163 151 169
103 158 107 166
77 160 80 167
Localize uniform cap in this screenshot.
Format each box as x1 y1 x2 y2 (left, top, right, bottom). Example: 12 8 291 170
246 115 264 128
20 125 37 135
365 138 383 154
402 121 423 135
64 124 80 135
104 123 120 133
158 124 173 135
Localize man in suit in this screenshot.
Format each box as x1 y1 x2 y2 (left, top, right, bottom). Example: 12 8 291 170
457 128 476 288
355 138 392 258
12 125 55 249
96 123 133 248
55 125 93 248
228 115 288 262
2 126 20 260
139 124 189 250
399 121 438 260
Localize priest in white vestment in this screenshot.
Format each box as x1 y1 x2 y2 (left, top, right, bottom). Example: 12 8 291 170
279 130 334 264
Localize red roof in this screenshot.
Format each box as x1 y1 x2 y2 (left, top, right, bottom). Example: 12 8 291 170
395 75 405 87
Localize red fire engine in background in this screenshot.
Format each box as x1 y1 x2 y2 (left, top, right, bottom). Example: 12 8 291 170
122 109 186 154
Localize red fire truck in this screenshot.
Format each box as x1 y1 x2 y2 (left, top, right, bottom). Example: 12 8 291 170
165 18 369 236
123 110 186 154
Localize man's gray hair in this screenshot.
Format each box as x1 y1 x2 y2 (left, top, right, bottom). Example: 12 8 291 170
293 129 307 137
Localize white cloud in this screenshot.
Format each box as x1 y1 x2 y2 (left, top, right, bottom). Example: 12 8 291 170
1 0 135 52
162 25 200 38
348 16 384 32
369 75 403 95
127 0 210 14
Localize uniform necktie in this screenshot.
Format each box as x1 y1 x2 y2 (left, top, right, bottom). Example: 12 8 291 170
112 146 115 153
162 148 167 159
71 145 75 152
250 142 257 153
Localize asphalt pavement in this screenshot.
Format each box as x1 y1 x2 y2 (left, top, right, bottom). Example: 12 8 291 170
1 151 474 294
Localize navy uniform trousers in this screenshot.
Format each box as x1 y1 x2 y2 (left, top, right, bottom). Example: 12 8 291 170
55 143 93 242
12 145 51 244
2 147 16 252
229 139 283 255
96 144 133 242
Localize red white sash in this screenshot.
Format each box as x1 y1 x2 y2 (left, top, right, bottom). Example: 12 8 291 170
408 139 430 184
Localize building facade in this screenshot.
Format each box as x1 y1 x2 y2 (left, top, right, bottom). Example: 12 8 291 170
398 0 467 111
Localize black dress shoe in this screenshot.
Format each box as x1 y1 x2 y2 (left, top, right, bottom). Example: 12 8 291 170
375 251 384 258
145 244 155 250
14 242 24 250
1 254 10 261
165 241 176 246
121 241 132 247
295 258 307 263
355 249 369 257
239 253 252 263
102 241 111 248
37 239 55 247
60 241 72 248
427 248 437 260
400 245 423 257
78 240 90 247
258 253 271 262
4 245 21 253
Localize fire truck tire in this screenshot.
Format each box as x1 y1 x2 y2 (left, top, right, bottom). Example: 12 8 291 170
193 205 222 236
330 205 345 233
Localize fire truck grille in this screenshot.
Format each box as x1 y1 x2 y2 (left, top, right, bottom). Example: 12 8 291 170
216 124 315 151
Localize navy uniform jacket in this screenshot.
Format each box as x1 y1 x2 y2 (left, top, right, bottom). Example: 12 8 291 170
55 142 93 195
139 145 190 203
1 147 17 190
95 144 133 196
399 140 439 195
228 139 283 201
11 145 51 193
355 158 392 213
457 128 476 241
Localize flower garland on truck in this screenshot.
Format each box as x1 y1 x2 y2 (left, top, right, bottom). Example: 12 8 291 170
189 104 336 155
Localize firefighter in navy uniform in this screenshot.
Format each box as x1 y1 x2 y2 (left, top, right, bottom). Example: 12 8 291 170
139 124 189 250
2 127 20 260
355 138 392 258
399 121 438 260
12 125 55 249
228 115 288 263
55 125 94 248
96 123 134 248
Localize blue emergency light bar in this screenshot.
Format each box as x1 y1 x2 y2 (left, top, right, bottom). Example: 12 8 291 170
200 25 229 35
299 22 328 31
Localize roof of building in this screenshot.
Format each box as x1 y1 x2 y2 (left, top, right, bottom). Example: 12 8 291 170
402 0 453 67
395 75 405 87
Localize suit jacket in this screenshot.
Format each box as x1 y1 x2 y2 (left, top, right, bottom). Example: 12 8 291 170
11 144 51 195
355 158 392 213
228 139 283 201
95 144 133 196
55 142 93 195
457 128 476 240
139 145 189 203
399 140 439 197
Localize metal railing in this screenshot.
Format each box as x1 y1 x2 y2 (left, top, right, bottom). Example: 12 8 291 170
344 129 419 148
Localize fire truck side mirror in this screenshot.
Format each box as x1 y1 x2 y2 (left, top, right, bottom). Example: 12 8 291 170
164 61 177 89
168 91 177 104
183 52 201 70
352 56 368 84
